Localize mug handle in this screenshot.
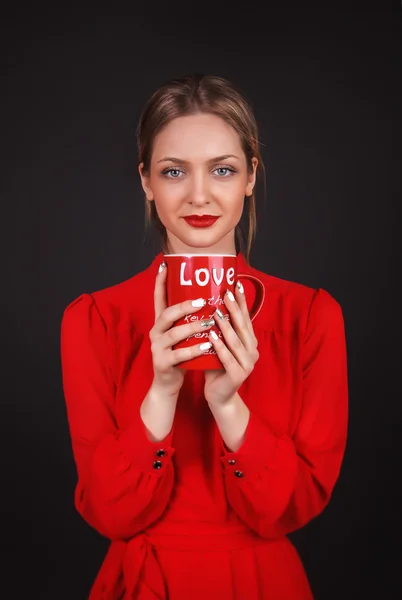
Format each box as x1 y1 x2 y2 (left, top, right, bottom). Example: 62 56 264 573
237 273 265 322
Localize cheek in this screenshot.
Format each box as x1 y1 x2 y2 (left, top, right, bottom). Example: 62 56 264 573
232 201 245 222
153 179 183 208
221 188 246 218
216 174 248 199
153 180 183 213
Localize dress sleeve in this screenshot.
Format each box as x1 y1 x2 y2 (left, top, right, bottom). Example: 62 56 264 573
219 288 348 538
60 292 176 541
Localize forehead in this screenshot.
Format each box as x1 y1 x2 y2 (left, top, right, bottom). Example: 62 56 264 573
152 113 243 160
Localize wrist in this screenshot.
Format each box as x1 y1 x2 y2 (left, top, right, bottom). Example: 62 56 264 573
208 393 250 452
206 391 238 410
150 380 180 402
140 383 178 443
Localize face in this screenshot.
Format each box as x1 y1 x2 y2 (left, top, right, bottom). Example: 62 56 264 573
138 113 257 254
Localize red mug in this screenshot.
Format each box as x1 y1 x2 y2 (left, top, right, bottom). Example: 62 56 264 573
164 253 265 370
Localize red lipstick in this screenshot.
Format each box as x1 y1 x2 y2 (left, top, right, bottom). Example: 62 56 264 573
183 214 220 228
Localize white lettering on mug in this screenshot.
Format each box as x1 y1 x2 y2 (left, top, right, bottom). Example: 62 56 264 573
195 268 209 286
179 262 235 287
207 295 225 306
212 268 224 285
180 262 192 286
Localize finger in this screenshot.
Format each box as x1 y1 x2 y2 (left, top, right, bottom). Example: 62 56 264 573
222 289 254 350
155 297 209 334
170 339 213 367
234 281 258 344
154 261 168 321
208 329 243 383
163 316 215 349
213 309 253 373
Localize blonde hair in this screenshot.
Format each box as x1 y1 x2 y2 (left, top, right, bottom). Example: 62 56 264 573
136 73 266 263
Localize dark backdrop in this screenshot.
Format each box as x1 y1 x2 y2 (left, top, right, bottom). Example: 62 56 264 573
3 6 401 599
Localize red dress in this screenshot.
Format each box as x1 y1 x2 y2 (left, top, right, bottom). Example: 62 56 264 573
60 251 348 599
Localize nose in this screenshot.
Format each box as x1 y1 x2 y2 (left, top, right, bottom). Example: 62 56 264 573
188 171 210 206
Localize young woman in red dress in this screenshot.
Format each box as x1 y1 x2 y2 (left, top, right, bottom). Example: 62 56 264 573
61 74 348 599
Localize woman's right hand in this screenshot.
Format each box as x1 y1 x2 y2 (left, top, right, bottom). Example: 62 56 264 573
149 261 215 397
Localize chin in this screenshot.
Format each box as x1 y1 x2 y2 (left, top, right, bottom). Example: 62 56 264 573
182 239 219 251
185 231 225 247
166 221 235 251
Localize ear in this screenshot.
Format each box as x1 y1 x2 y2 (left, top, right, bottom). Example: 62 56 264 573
138 162 154 201
245 157 258 197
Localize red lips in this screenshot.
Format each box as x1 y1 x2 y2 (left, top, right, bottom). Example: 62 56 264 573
183 215 220 228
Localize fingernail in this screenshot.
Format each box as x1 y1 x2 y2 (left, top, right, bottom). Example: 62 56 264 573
209 330 219 341
215 308 225 319
199 341 212 351
192 298 206 307
158 262 166 273
236 281 244 294
201 318 215 328
226 290 235 302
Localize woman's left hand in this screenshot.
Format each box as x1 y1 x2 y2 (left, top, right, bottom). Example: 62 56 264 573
204 282 259 407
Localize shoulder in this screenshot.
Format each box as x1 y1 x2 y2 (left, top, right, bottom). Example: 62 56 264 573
61 260 157 334
247 262 343 335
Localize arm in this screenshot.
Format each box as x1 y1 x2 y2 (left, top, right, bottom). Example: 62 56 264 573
215 288 348 538
208 393 250 452
60 292 177 541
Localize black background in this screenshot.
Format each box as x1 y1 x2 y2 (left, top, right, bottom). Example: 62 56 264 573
3 6 401 599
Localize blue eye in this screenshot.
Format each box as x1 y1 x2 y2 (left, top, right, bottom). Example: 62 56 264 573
214 167 236 176
162 168 183 178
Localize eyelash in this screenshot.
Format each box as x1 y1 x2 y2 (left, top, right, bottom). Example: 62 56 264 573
161 166 238 179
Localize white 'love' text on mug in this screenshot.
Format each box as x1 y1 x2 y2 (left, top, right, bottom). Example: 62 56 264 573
179 261 235 287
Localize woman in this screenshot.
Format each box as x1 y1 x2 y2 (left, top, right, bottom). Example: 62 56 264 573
60 74 348 599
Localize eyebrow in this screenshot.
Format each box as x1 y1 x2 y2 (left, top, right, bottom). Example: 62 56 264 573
157 154 240 165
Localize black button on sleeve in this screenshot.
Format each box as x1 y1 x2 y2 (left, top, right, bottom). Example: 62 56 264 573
156 449 166 457
153 460 163 469
234 470 244 477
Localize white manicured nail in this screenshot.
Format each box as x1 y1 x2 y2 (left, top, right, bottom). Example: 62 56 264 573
192 298 206 307
226 290 235 302
236 281 244 294
199 341 212 351
210 330 219 341
158 262 166 273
